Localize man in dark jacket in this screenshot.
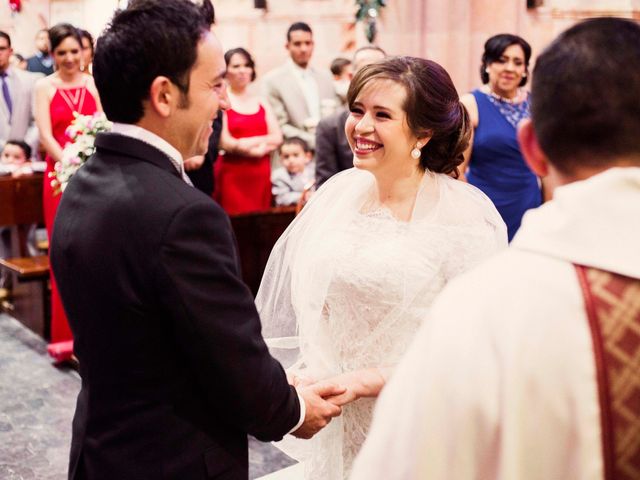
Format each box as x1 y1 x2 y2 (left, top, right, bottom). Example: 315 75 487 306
51 2 343 479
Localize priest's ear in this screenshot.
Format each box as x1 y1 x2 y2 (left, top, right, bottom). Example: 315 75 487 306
517 118 549 178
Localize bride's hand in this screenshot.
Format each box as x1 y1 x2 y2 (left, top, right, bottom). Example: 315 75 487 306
322 368 386 406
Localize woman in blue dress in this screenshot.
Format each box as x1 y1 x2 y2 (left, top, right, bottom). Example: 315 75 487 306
460 34 542 241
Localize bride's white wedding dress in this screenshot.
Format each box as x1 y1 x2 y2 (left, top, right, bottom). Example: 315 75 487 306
257 168 506 479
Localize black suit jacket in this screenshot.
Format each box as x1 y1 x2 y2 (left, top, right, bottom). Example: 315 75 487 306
187 111 223 196
315 108 353 188
51 132 300 480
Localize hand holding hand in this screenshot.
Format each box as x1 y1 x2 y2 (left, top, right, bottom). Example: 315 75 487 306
287 372 316 388
247 143 270 158
323 369 386 407
292 381 345 439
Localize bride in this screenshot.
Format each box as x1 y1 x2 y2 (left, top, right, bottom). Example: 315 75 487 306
256 56 507 479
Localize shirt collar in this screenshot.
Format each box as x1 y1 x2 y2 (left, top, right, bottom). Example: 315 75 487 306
288 58 312 77
110 123 188 181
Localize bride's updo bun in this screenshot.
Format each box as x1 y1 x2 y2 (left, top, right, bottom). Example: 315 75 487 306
347 56 471 177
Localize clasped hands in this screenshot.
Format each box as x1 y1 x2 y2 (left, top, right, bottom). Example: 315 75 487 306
290 369 385 439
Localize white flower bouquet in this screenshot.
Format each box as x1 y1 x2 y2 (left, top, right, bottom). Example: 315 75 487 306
51 112 112 194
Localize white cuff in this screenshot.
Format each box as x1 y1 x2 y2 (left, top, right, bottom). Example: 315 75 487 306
287 388 306 434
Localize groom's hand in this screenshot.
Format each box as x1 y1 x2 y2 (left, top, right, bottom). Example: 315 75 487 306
291 382 345 439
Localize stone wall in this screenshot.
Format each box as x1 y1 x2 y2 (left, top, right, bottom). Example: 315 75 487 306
2 0 639 92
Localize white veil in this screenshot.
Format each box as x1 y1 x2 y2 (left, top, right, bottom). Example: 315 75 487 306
256 167 506 373
255 167 506 476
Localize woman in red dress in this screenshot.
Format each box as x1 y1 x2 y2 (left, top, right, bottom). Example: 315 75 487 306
215 48 282 214
34 23 101 348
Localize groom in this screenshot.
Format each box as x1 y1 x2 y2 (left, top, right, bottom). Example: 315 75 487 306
50 1 343 479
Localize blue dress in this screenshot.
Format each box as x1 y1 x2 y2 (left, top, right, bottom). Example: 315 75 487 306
467 89 541 241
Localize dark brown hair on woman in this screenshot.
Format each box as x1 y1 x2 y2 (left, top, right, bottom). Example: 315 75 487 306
347 56 471 177
48 23 82 53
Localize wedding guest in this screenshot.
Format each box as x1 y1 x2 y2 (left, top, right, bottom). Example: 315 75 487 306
315 45 386 188
185 110 223 196
26 29 54 76
0 139 32 301
34 23 101 350
262 22 339 149
10 52 27 70
331 57 352 104
1 139 32 176
352 17 640 480
460 34 541 241
272 136 315 207
0 31 41 158
257 56 507 479
78 29 94 74
215 47 281 214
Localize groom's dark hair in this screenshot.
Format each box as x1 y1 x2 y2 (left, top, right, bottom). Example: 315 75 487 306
93 0 214 124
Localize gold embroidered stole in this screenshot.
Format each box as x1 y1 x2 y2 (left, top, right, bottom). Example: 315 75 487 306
575 265 640 480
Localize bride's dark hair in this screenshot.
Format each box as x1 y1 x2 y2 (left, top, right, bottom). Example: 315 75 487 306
347 56 470 177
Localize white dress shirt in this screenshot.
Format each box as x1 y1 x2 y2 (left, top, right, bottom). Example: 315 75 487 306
288 59 320 121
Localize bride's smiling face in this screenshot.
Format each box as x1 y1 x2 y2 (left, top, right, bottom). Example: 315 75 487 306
345 78 421 177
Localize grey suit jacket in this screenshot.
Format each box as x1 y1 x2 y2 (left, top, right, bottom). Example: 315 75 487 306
262 61 338 149
315 107 353 188
0 67 42 158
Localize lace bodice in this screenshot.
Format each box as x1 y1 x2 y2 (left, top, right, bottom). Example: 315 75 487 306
323 208 440 373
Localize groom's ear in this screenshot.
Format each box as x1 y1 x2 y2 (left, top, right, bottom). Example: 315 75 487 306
148 76 174 118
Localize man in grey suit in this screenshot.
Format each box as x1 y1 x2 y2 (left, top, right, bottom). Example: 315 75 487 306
262 22 338 149
0 31 41 157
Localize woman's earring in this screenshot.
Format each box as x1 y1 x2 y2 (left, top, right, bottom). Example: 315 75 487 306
411 143 422 160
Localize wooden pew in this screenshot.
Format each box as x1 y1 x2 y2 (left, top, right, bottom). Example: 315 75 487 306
0 256 50 340
0 173 44 257
230 206 296 296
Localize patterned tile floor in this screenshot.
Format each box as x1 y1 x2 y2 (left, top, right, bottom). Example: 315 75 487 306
0 313 295 479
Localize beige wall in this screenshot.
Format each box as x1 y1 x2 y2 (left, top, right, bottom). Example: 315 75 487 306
0 0 49 58
2 0 639 93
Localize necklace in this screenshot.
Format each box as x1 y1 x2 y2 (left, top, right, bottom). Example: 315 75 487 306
487 88 523 105
484 90 530 129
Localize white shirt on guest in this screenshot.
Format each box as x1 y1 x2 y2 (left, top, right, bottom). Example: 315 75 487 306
288 59 320 121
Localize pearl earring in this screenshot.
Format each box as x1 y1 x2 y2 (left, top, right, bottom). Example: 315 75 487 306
411 143 422 160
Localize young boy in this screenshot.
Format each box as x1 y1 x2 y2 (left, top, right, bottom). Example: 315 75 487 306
0 140 33 177
272 137 315 207
0 140 33 299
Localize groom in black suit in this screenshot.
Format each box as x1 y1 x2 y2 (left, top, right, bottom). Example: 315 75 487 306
51 1 343 479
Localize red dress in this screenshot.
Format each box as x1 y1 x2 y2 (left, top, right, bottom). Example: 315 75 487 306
44 85 98 343
214 105 272 214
